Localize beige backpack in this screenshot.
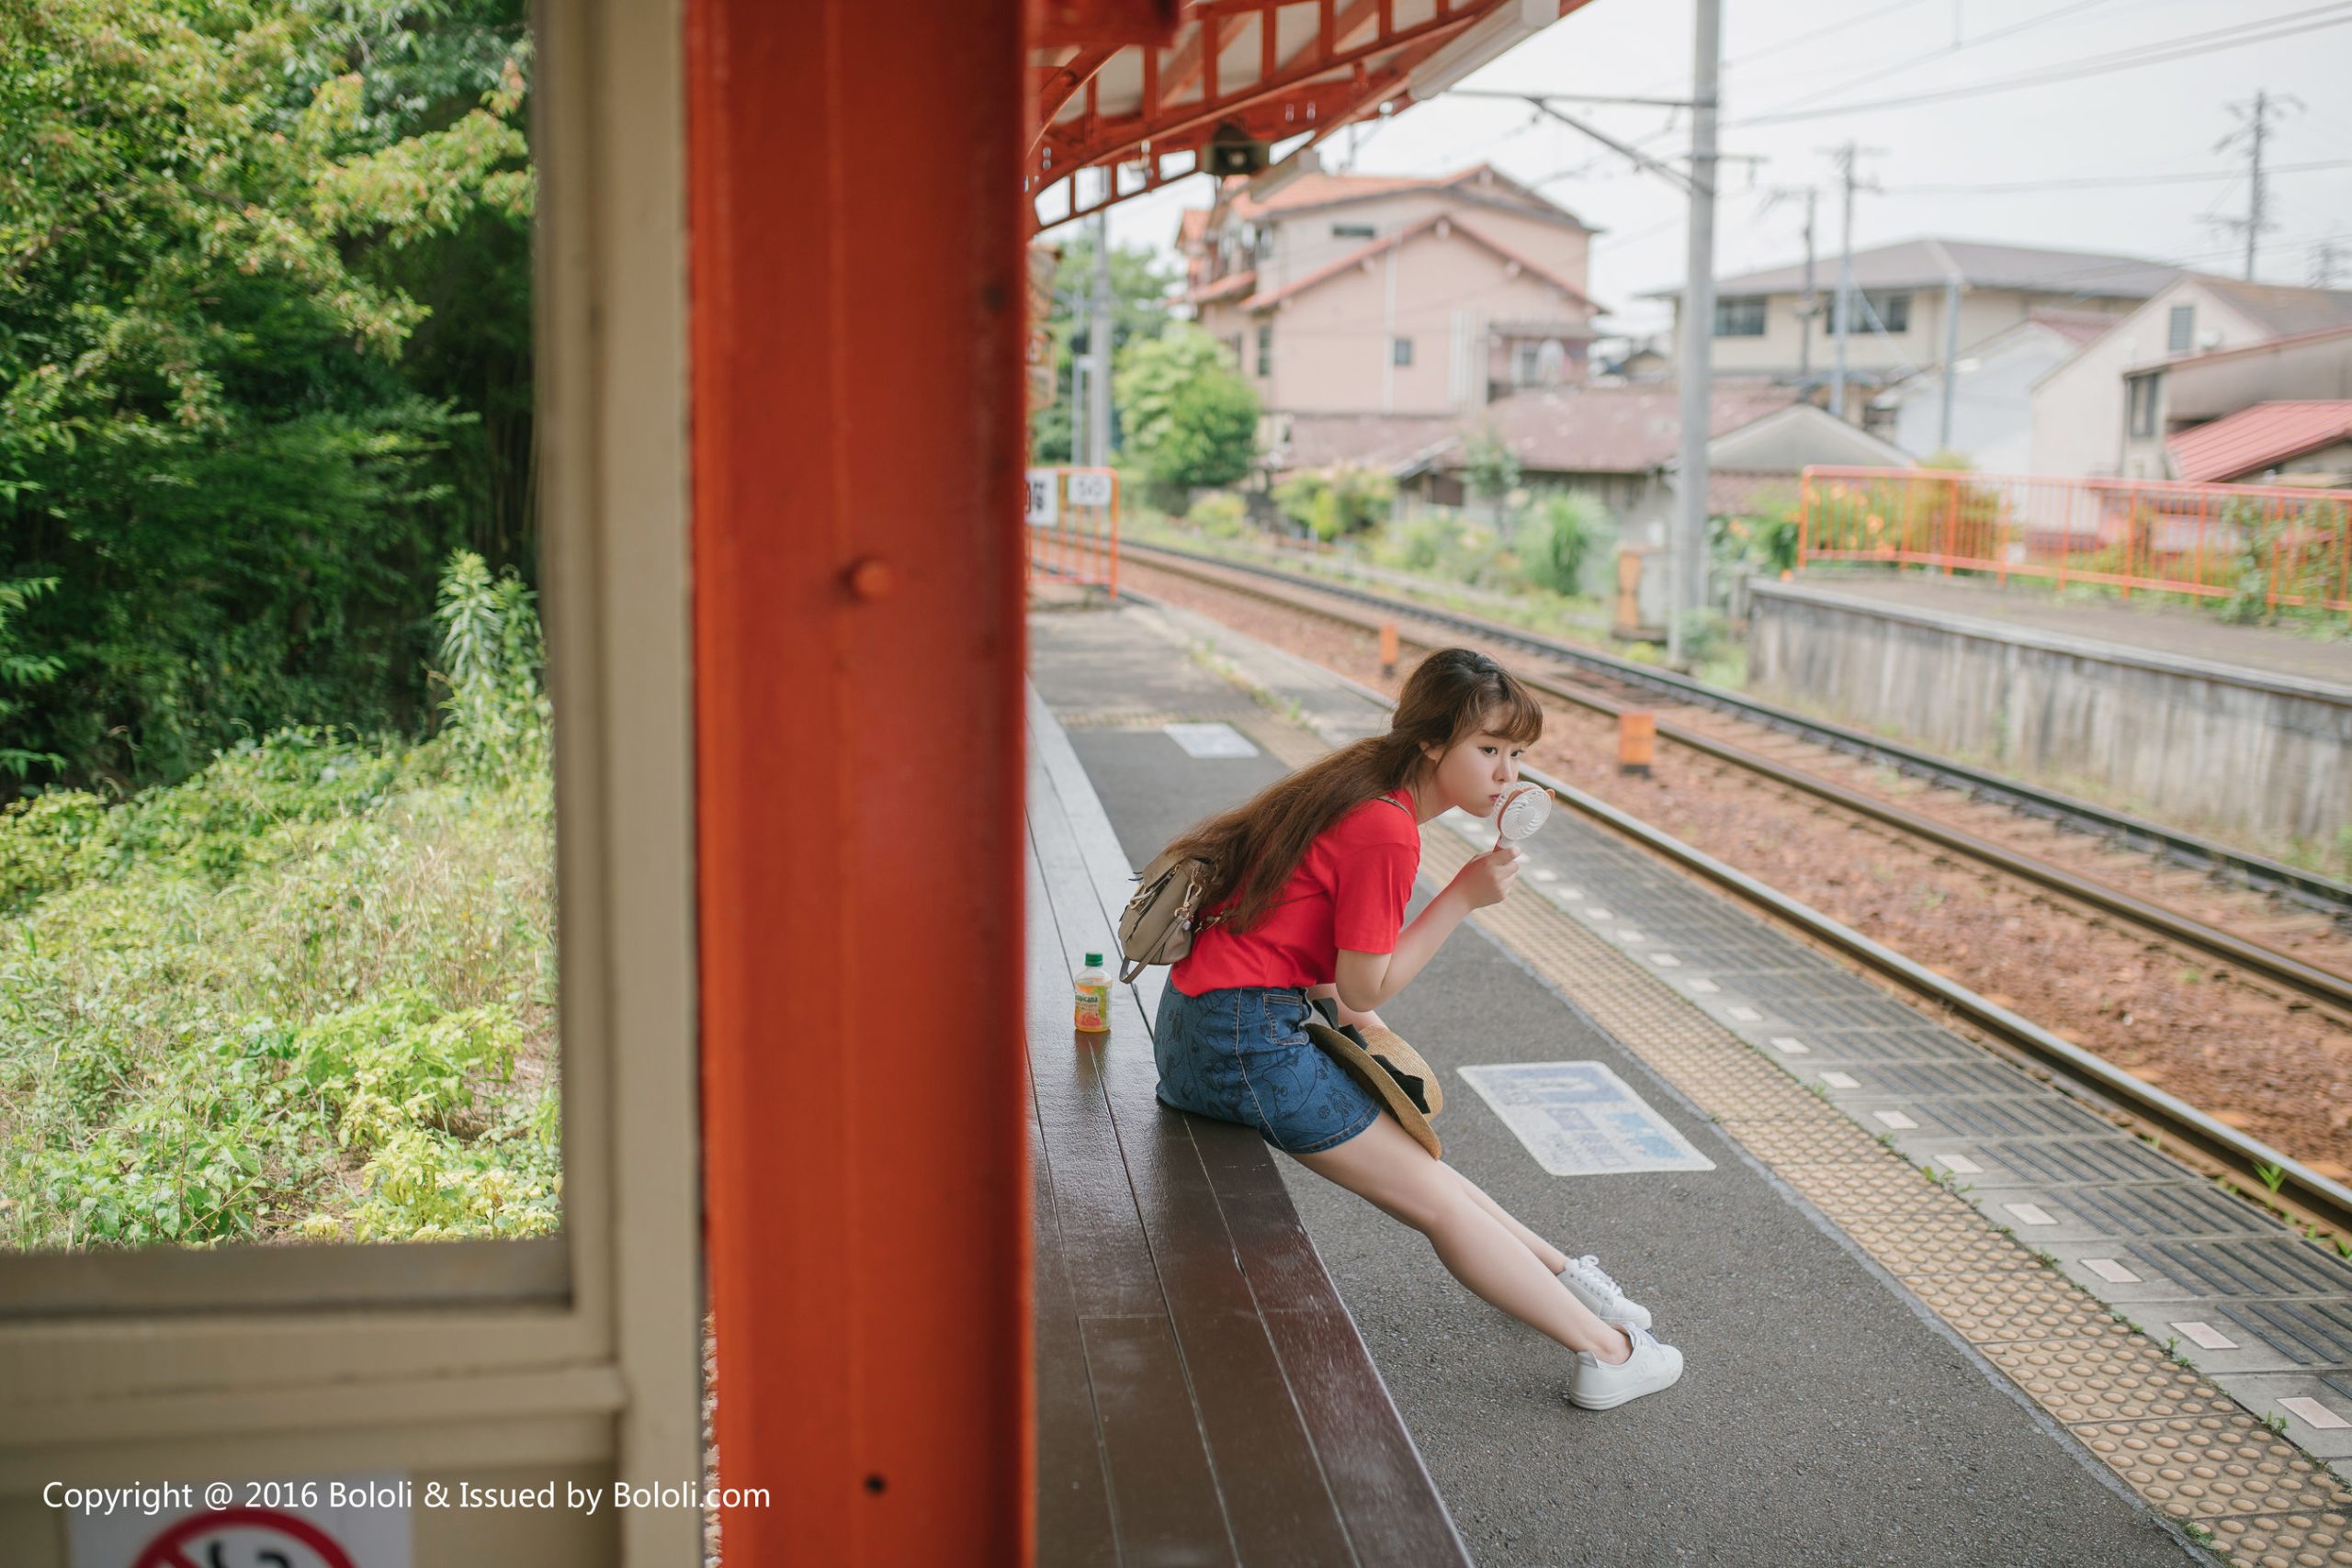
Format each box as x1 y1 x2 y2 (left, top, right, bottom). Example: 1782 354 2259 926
1114 849 1229 983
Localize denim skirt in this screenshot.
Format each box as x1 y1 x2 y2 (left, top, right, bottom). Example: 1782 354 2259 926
1153 983 1383 1155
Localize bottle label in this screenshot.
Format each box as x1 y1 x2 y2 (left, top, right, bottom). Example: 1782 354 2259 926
1074 983 1110 1032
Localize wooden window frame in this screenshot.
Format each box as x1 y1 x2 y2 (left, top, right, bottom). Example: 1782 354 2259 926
0 6 701 1558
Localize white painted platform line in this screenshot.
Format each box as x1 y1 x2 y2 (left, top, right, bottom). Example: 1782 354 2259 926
1769 1036 1809 1054
1650 953 1681 967
1163 722 1260 759
1872 1111 1917 1130
1458 1062 1717 1177
1728 1006 1761 1022
1531 868 1558 882
2002 1202 2057 1226
1934 1152 1982 1175
1584 908 1614 921
2083 1258 2142 1284
2280 1397 2350 1431
2171 1321 2238 1351
1686 978 1720 994
1817 1072 1860 1089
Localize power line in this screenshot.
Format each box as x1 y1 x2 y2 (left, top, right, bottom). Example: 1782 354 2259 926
1878 158 2352 195
1754 0 2120 120
1725 4 2352 129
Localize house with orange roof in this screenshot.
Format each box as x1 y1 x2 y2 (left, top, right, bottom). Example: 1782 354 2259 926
1175 151 1601 431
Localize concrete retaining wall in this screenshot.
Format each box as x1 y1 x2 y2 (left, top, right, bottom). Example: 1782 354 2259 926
1747 580 2352 848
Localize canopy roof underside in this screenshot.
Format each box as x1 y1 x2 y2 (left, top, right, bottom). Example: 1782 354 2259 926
1028 0 1589 230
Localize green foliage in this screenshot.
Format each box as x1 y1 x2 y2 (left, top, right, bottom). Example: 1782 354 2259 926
0 550 557 1248
1463 426 1521 507
1027 235 1174 464
0 576 64 780
1524 490 1608 597
1183 491 1250 539
1114 325 1261 493
0 0 536 793
1273 467 1395 541
1367 511 1514 590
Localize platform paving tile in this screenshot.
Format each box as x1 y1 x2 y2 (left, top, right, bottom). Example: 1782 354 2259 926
1033 599 2352 1563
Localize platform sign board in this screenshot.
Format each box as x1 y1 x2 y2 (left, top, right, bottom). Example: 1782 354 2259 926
1023 468 1059 525
1457 1062 1716 1176
71 1479 412 1568
1066 470 1114 508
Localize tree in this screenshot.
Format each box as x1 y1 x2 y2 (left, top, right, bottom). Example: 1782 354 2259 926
1524 490 1607 597
1113 325 1260 493
1027 234 1174 464
1463 425 1521 532
0 0 534 791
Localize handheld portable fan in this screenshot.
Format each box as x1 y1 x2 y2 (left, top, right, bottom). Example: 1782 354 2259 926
1494 783 1552 848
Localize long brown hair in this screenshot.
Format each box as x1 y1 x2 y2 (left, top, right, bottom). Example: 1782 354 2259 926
1169 648 1544 933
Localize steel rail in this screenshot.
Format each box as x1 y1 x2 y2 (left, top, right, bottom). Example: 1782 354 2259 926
1170 604 2352 1243
1103 538 2352 1014
1114 536 2352 920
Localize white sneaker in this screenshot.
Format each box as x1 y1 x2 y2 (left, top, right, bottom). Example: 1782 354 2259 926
1556 1254 1651 1331
1568 1324 1684 1411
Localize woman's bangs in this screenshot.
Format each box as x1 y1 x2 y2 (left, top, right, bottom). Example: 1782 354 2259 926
1480 680 1545 747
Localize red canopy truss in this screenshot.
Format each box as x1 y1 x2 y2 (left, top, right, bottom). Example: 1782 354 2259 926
1027 0 1591 231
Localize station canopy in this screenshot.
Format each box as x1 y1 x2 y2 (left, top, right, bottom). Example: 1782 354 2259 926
1028 0 1593 230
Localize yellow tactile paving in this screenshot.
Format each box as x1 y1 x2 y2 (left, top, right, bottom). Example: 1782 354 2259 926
1155 655 2352 1562
1403 797 2352 1557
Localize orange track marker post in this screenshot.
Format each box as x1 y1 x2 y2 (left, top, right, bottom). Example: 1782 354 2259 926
1618 711 1656 777
1378 620 1399 678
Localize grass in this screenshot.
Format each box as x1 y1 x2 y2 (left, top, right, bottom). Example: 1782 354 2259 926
0 555 559 1250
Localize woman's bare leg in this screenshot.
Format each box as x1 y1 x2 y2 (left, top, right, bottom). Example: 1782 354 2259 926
1444 1165 1571 1275
1289 1114 1630 1361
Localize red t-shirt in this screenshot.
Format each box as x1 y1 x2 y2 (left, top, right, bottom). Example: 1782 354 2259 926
1170 789 1421 995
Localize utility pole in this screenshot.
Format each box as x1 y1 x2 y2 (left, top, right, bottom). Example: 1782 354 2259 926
1761 186 1819 384
1087 210 1115 467
1823 141 1881 424
1670 0 1722 665
2213 91 2300 282
2312 240 2346 288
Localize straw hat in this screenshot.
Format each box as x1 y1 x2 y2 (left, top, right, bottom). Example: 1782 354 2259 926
1305 1018 1445 1160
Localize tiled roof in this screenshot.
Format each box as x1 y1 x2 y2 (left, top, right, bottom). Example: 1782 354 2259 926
1649 237 2177 300
1446 384 1804 475
2026 308 2123 346
1184 269 1256 306
2166 401 2352 483
1272 412 1462 471
2193 277 2352 339
1240 215 1596 314
1218 163 1589 227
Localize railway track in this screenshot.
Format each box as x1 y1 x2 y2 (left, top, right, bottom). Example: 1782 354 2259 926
1044 542 2352 1239
1116 536 2352 923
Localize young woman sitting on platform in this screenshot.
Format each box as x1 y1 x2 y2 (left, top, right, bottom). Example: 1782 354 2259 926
1151 648 1683 1411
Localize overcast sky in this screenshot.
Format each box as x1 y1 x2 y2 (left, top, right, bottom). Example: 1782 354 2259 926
1057 0 2352 338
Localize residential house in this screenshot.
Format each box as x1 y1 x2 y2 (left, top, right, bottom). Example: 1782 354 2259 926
2030 277 2352 477
1645 238 2172 423
1876 310 2115 469
2166 402 2352 487
1395 383 1912 533
1177 152 1603 432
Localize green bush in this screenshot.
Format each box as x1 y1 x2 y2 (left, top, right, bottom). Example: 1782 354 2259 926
1273 467 1394 541
1184 491 1250 538
1524 490 1608 597
0 551 559 1249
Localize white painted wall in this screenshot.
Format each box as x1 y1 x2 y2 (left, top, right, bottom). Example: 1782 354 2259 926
2031 277 2278 477
1888 323 2082 469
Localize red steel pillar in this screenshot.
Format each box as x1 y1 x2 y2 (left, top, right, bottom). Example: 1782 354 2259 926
687 1 1030 1562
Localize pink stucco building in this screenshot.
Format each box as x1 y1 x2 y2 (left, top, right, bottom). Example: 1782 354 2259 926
1178 153 1601 426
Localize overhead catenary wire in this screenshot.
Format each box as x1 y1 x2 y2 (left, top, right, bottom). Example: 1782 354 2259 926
1724 3 2352 129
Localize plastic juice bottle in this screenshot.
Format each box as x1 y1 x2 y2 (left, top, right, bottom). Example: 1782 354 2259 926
1074 953 1112 1035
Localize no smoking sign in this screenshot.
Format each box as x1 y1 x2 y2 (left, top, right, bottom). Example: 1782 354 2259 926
72 1482 410 1568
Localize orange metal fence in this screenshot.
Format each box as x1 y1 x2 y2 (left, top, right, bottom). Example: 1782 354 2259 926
1024 465 1120 596
1797 467 2352 616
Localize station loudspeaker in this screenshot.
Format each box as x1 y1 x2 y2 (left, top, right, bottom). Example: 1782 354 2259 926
1204 121 1270 177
